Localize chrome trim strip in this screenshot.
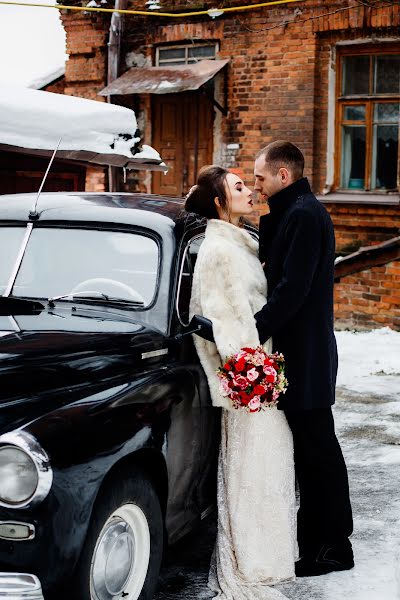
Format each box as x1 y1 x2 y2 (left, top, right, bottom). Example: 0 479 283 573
200 505 214 520
0 521 35 541
0 573 44 599
8 316 20 332
0 431 53 509
141 348 169 359
3 223 33 298
175 234 204 327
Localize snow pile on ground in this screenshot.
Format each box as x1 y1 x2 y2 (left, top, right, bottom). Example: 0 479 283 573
336 327 400 399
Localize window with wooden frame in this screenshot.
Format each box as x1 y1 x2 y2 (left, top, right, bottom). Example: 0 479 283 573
335 46 400 193
156 43 218 66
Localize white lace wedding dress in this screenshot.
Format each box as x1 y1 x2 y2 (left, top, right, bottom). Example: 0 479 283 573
190 219 297 600
208 384 296 600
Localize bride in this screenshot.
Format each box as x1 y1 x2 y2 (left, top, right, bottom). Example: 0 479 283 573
186 165 297 600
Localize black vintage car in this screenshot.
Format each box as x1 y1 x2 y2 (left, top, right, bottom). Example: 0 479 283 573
0 192 220 600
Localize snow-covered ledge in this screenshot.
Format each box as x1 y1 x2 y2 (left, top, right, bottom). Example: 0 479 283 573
0 85 167 172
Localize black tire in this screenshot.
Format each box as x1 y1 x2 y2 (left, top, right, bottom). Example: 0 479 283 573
73 466 164 600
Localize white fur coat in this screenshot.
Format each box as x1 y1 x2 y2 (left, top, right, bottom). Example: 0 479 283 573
190 219 270 410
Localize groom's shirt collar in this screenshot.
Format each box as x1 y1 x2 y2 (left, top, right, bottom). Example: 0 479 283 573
267 177 311 214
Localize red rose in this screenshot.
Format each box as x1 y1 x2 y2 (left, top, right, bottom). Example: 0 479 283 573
223 361 231 371
266 373 276 383
239 392 250 405
242 347 256 354
253 384 266 396
235 357 246 372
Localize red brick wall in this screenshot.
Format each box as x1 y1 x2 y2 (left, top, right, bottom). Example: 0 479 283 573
60 2 400 195
324 203 400 254
59 1 400 330
61 10 109 99
335 260 400 331
44 77 67 94
85 166 107 191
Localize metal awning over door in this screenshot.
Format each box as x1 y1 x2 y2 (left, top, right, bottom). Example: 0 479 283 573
98 59 229 96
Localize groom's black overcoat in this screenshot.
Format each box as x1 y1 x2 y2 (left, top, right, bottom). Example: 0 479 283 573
255 177 338 412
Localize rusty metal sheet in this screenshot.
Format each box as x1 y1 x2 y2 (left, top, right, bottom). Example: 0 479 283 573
98 59 229 96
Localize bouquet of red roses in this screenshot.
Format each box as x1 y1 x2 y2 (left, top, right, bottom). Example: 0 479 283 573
217 346 288 412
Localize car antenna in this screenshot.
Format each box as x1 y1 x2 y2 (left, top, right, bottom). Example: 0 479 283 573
29 136 62 221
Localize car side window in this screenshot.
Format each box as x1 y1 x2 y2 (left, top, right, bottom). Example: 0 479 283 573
176 236 204 326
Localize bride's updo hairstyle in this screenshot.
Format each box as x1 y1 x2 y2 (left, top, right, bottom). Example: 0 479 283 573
185 165 230 220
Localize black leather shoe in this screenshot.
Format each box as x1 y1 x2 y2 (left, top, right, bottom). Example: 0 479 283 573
295 542 354 577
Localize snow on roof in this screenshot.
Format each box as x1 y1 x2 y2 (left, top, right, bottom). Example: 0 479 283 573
0 85 166 169
28 66 66 91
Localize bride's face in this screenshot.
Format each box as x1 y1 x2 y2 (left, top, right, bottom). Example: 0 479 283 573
221 173 254 221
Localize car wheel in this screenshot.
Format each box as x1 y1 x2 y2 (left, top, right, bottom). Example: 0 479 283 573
75 468 163 600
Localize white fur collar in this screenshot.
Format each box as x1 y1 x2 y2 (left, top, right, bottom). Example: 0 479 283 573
205 219 258 255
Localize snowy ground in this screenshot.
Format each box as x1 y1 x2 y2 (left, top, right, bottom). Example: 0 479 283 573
154 327 400 600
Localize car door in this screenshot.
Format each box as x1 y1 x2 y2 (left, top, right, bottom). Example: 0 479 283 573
165 233 219 542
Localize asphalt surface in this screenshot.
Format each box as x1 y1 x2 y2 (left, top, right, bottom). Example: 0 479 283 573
154 386 400 600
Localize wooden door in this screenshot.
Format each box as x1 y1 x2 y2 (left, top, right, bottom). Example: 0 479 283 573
152 92 213 197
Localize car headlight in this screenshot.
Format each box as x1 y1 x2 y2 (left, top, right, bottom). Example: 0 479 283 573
0 432 52 508
0 446 38 504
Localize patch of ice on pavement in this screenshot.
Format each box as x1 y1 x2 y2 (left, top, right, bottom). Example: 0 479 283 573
336 327 400 399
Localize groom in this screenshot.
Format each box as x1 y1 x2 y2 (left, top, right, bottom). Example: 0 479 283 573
253 141 354 576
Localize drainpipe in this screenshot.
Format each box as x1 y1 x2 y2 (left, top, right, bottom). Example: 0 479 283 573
107 0 127 192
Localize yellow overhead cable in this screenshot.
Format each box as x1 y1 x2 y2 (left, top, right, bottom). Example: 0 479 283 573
0 0 306 18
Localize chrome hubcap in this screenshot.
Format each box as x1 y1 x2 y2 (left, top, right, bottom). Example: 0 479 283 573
91 504 150 600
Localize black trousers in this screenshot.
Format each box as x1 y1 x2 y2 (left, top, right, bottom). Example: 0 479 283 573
284 407 353 555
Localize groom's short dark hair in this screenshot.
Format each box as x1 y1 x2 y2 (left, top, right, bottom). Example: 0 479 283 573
256 141 304 180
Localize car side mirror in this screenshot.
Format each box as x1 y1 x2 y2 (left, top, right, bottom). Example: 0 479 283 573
190 315 214 342
173 314 214 343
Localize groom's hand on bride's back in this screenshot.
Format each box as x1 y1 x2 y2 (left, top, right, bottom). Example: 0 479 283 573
255 310 269 345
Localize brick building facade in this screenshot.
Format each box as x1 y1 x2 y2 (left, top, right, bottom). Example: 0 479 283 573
58 0 399 329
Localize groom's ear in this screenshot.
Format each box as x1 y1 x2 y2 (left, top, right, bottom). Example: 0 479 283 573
279 167 290 186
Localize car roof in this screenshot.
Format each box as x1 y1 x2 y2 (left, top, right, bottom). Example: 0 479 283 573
0 192 189 230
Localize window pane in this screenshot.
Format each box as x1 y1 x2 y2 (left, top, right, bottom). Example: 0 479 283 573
13 229 159 306
371 124 399 190
188 45 216 59
344 105 366 121
342 56 370 95
374 55 400 94
158 48 185 62
374 102 399 123
0 227 26 294
340 126 366 188
177 237 203 326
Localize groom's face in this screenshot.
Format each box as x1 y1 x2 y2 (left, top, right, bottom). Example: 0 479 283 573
254 157 286 200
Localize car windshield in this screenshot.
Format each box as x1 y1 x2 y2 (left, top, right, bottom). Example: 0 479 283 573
2 226 159 308
0 227 27 293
